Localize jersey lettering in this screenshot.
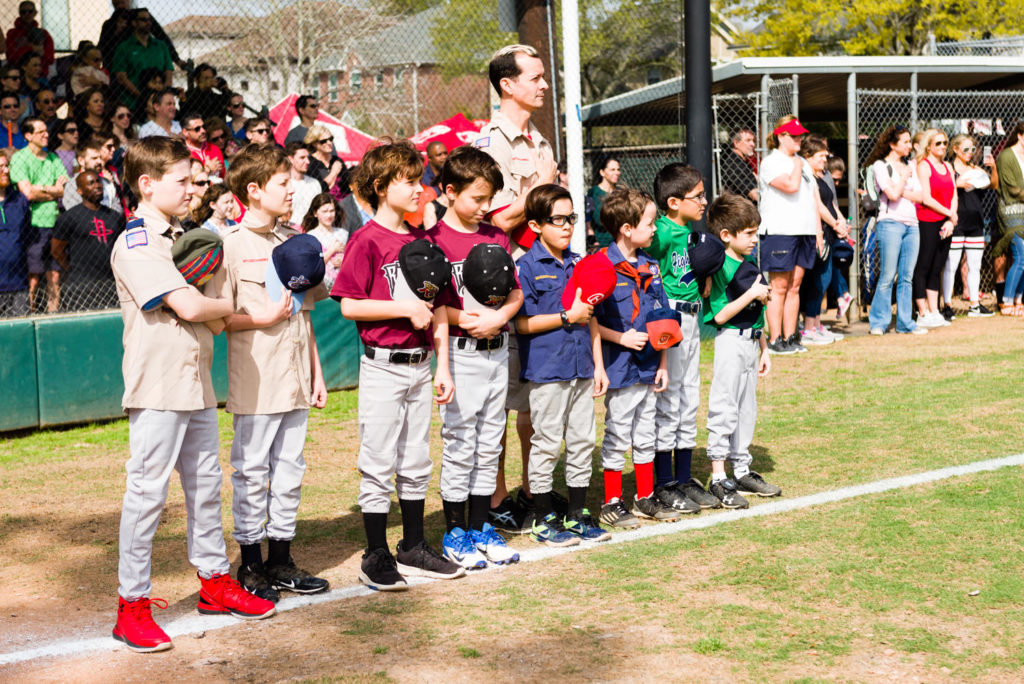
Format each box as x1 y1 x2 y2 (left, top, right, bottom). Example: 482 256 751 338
670 249 695 286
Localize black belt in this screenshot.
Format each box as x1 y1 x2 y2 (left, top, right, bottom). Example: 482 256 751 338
365 346 430 364
671 300 701 315
722 328 762 340
455 332 507 352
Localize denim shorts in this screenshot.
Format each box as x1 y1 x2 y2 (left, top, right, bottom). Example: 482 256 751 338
760 234 816 272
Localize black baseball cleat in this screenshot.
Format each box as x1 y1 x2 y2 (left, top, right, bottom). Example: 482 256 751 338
677 478 722 509
517 487 569 518
654 482 700 514
358 548 408 592
708 478 749 509
735 471 782 497
264 556 330 594
488 495 533 534
237 563 280 603
395 539 465 580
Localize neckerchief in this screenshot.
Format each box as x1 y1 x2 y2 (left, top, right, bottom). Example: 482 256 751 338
601 247 653 323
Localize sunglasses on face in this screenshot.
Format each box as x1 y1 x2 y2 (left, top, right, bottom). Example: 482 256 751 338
1 104 18 109
934 140 948 146
188 125 205 132
251 128 269 135
962 146 977 153
115 113 130 120
64 127 78 133
3 75 20 80
317 138 332 144
209 134 225 142
193 180 210 187
544 213 578 226
230 102 244 108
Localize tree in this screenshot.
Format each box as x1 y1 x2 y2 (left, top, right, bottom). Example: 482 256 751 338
729 0 1022 56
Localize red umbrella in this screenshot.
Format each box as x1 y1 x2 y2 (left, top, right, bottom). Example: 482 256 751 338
268 93 377 164
410 113 484 152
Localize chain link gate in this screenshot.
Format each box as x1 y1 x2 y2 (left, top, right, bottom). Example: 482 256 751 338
855 88 1024 311
711 92 759 198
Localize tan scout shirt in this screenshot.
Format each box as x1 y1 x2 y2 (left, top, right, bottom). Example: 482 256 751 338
474 110 554 251
111 206 216 412
209 215 327 415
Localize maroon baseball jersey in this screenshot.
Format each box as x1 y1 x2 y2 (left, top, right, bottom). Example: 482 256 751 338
432 220 519 337
332 219 435 349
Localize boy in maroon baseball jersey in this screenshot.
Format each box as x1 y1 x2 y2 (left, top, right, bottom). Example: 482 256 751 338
333 139 464 590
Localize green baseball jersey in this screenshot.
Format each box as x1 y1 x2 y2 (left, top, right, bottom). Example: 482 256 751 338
704 253 765 330
646 215 699 302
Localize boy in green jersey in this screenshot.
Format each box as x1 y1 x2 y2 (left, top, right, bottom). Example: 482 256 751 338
644 163 719 511
702 194 781 509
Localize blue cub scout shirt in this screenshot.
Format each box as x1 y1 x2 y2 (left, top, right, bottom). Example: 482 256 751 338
516 240 594 383
594 243 671 390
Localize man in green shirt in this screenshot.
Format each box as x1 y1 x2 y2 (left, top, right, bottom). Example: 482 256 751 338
645 162 719 510
10 116 68 312
111 8 174 108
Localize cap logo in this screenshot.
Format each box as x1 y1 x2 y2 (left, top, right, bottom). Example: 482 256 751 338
584 293 603 305
485 294 506 306
288 274 311 289
417 281 439 299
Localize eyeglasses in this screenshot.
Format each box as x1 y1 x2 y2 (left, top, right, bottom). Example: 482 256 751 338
209 133 225 143
251 128 269 135
544 213 578 226
115 113 130 120
317 138 332 144
230 102 244 108
193 180 210 187
683 191 707 203
187 125 205 132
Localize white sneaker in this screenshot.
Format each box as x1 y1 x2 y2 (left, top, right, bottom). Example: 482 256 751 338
918 312 944 328
800 329 835 345
869 328 885 336
820 326 844 341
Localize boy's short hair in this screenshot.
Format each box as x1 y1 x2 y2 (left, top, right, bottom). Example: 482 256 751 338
284 141 309 158
438 145 504 195
600 187 654 240
707 193 761 236
525 183 571 224
488 44 539 95
124 137 192 197
653 163 702 211
827 156 846 174
226 143 289 204
355 139 424 211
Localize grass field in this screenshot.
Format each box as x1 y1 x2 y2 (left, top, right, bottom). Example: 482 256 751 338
2 315 1024 682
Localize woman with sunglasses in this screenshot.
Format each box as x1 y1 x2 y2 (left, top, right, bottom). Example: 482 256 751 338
943 134 995 318
304 124 345 193
52 119 79 178
913 129 957 328
109 104 135 148
226 94 248 141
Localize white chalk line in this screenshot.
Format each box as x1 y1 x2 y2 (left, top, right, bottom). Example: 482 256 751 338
3 451 1023 668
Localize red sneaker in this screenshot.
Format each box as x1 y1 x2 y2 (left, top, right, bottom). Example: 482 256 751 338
197 572 276 620
112 597 173 653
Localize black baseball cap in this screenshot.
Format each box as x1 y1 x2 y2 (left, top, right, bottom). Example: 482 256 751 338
462 243 515 308
398 239 451 302
686 230 726 284
265 233 325 314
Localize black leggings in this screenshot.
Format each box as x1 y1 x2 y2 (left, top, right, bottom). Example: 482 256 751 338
913 220 951 299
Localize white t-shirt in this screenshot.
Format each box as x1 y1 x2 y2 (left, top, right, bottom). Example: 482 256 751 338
308 225 348 289
757 149 818 236
290 175 322 225
137 120 182 139
873 160 919 226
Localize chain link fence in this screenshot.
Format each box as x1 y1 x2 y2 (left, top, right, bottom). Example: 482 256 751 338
854 88 1024 310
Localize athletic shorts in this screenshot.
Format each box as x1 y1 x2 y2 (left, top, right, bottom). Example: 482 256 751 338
25 226 58 274
760 234 816 273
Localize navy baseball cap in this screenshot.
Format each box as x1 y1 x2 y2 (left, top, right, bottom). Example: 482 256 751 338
463 243 515 308
687 230 726 284
644 306 683 350
399 239 452 302
265 233 325 314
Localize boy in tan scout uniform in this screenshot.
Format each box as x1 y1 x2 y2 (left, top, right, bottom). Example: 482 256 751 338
110 137 275 654
207 144 330 601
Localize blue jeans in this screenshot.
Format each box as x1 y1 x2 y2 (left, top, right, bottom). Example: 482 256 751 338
1003 234 1024 303
800 252 832 318
869 219 920 332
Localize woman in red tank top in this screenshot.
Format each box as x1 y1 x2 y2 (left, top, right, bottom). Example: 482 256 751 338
913 128 958 328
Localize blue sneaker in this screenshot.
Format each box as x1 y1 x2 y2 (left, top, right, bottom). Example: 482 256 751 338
441 527 487 569
471 523 520 564
563 509 612 542
530 513 580 547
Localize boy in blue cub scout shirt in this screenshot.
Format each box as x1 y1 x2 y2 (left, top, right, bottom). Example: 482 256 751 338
593 188 692 530
702 194 782 510
515 183 609 547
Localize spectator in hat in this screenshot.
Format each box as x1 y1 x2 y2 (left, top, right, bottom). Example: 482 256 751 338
284 95 319 146
51 170 126 311
6 2 54 73
720 128 759 203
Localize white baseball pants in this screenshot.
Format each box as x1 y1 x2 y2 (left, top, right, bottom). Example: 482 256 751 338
706 328 759 470
600 383 657 471
655 308 701 452
527 378 595 494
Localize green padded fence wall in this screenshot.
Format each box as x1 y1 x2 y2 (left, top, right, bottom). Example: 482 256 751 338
2 302 361 432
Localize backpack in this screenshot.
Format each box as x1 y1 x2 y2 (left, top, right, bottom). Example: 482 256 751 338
859 162 893 218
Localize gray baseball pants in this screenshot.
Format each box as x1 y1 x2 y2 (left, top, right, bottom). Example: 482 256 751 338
118 407 230 600
439 339 509 501
601 383 657 471
230 408 309 545
706 328 759 470
357 352 434 513
655 307 701 451
527 378 595 494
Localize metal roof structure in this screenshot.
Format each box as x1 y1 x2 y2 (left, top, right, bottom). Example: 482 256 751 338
581 56 1024 126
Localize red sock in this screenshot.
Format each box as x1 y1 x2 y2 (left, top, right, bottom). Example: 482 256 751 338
635 462 654 499
603 469 622 503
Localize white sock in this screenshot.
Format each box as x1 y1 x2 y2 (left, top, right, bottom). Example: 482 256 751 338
711 471 727 483
733 466 750 480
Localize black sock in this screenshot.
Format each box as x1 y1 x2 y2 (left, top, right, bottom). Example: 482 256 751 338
567 486 587 517
996 281 1005 301
532 491 553 520
267 538 290 567
442 499 467 532
674 448 693 483
398 498 425 548
240 543 263 568
468 495 490 531
654 450 673 487
363 512 388 552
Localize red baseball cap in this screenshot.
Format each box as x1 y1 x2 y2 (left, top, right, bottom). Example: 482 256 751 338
562 251 617 309
773 118 809 136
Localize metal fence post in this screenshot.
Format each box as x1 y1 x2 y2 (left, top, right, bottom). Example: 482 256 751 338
847 72 859 316
910 71 918 130
760 74 770 152
791 74 799 118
